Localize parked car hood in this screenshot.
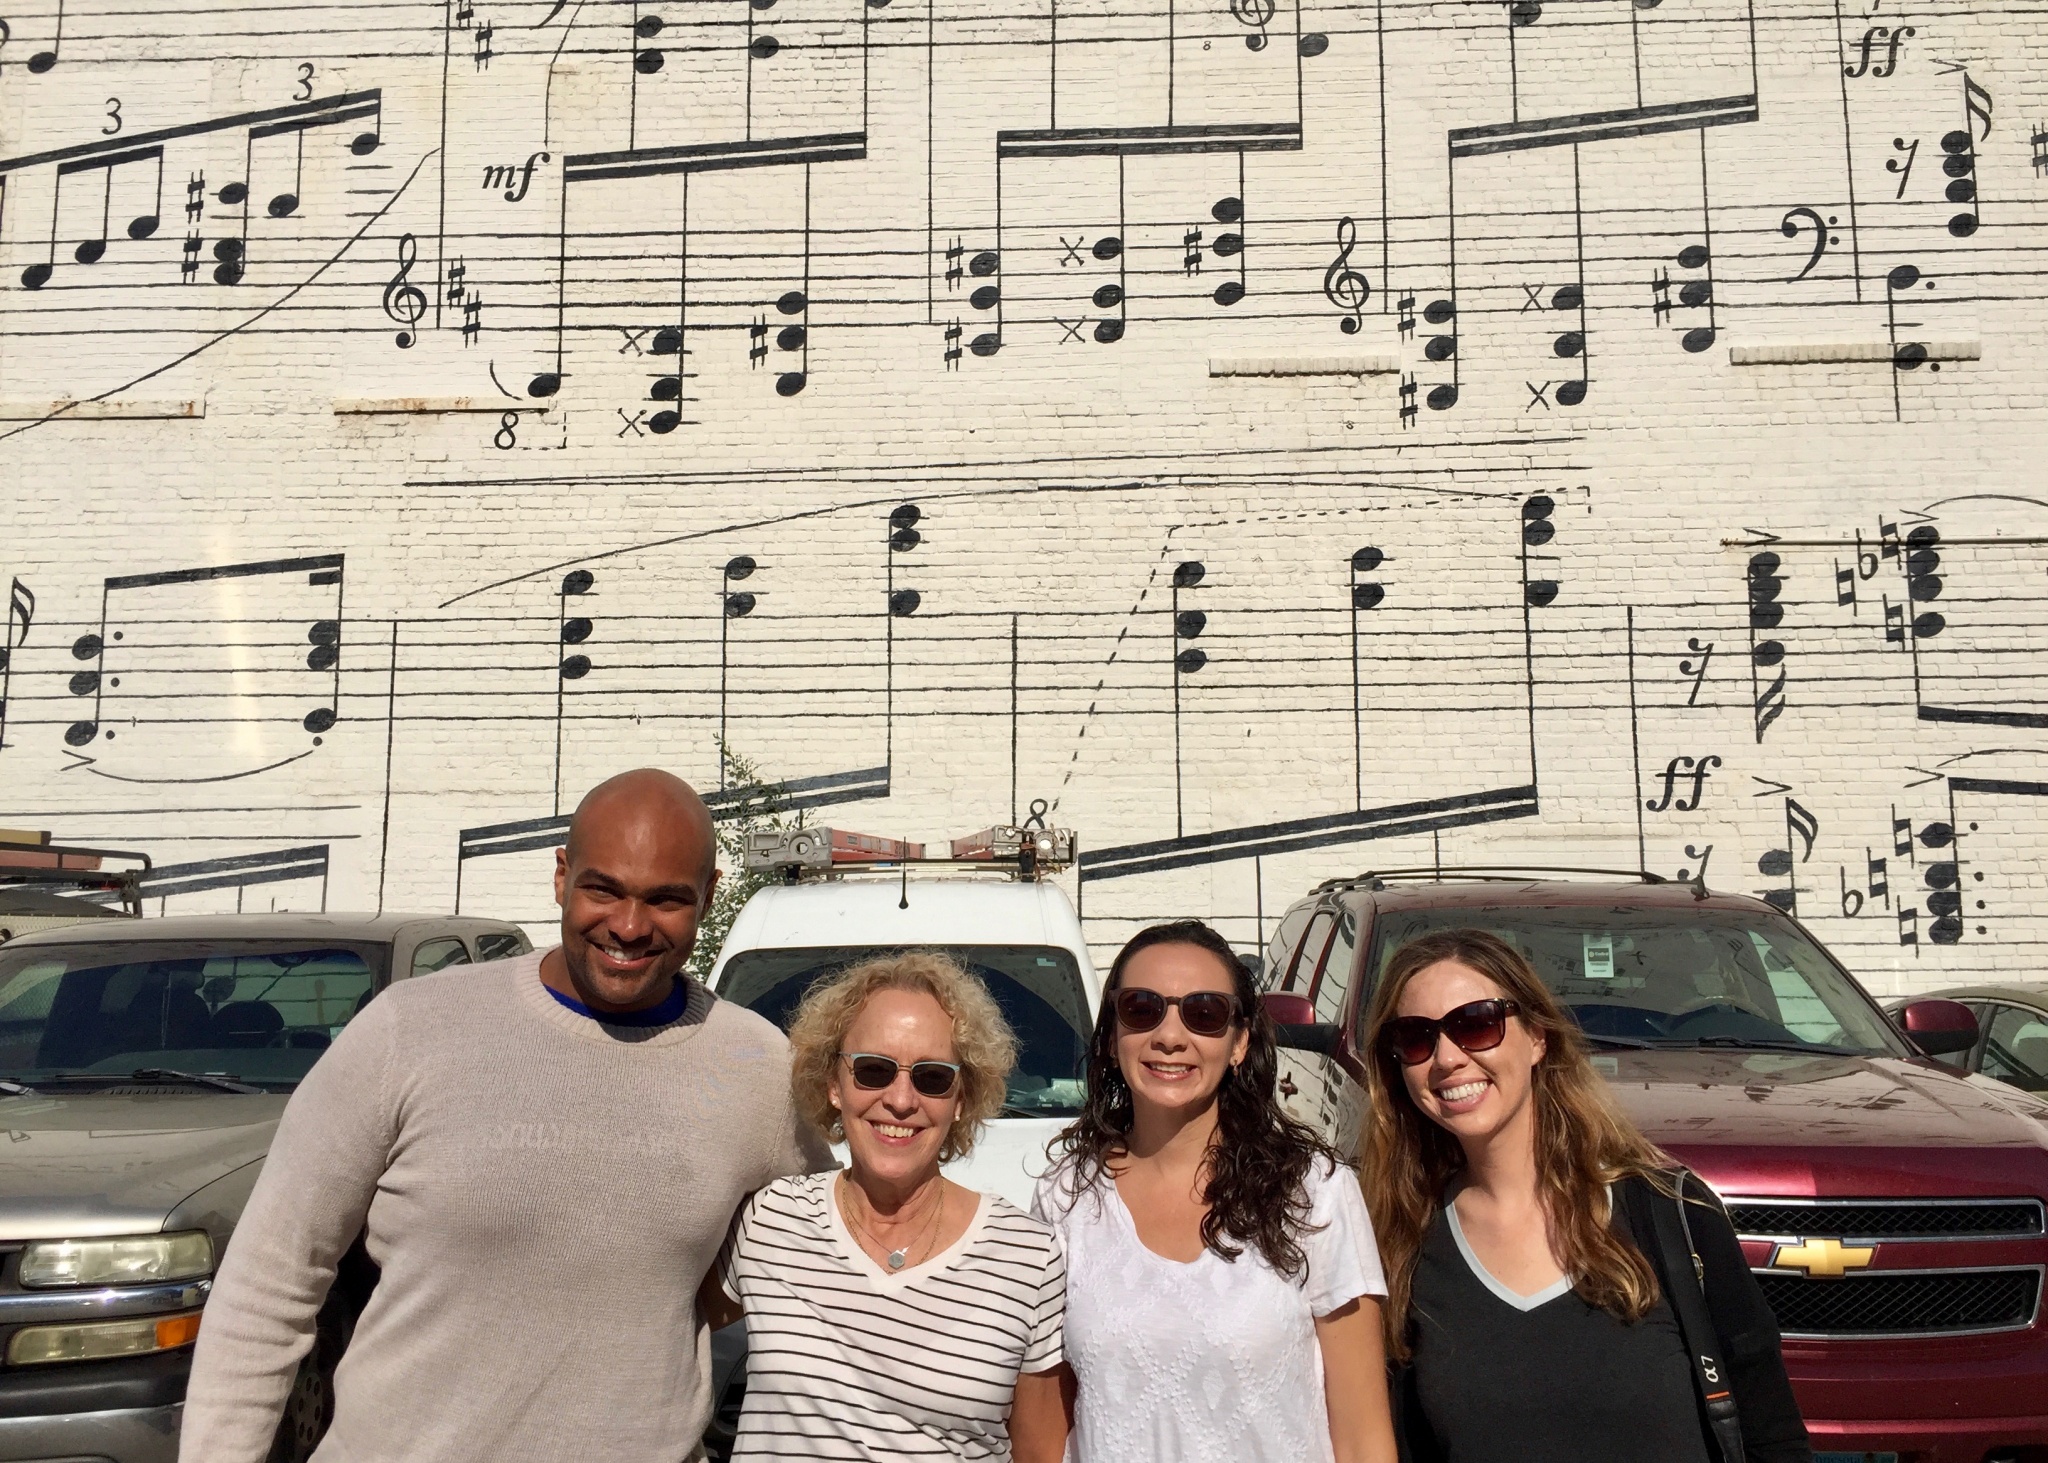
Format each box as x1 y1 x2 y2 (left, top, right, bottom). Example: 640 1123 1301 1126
0 1091 286 1240
1608 1048 2048 1195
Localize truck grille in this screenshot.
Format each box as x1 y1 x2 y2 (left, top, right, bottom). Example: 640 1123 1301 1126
1757 1267 2043 1338
1729 1198 2044 1241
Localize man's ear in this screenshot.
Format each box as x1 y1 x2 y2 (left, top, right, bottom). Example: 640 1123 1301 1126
553 846 570 910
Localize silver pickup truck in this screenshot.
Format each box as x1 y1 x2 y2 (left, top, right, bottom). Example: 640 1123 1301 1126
0 913 530 1463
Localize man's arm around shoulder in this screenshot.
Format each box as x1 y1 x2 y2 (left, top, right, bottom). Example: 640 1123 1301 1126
179 991 404 1463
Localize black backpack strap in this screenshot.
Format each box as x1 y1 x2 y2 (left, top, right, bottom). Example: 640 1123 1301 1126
1638 1171 1748 1463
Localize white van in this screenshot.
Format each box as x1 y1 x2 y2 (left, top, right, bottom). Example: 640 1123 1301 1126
705 825 1098 1207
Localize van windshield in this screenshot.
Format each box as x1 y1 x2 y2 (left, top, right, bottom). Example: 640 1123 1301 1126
717 945 1091 1116
1362 906 1908 1057
0 940 390 1091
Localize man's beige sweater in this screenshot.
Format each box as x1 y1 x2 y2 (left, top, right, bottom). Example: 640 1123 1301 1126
179 951 826 1463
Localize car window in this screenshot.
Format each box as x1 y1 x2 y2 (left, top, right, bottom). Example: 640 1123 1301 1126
1981 1004 2048 1092
1262 906 1312 991
0 940 388 1088
475 931 527 962
1285 911 1335 993
1312 907 1360 1024
716 945 1091 1116
411 937 473 977
1361 905 1905 1056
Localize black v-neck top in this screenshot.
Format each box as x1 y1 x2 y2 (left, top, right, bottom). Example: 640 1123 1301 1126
1406 1201 1714 1463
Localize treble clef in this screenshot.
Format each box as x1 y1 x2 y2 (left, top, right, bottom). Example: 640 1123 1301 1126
1228 0 1276 50
382 232 427 348
1322 216 1370 335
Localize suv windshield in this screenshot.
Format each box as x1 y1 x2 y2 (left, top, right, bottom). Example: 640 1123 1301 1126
0 940 390 1090
717 945 1091 1116
1363 904 1908 1057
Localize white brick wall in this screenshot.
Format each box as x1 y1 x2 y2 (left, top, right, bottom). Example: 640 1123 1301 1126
0 0 2042 992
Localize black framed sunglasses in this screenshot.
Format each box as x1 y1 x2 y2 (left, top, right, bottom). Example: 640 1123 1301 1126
839 1052 961 1098
1379 998 1521 1066
1113 987 1240 1039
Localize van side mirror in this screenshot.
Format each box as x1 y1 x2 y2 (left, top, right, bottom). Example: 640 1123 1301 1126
1262 992 1342 1055
1898 998 1978 1057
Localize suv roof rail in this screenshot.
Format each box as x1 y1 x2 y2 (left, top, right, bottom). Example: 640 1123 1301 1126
1314 864 1671 894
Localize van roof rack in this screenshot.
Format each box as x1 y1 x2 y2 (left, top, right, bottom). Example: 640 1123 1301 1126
744 824 1077 883
0 839 152 916
1314 864 1670 894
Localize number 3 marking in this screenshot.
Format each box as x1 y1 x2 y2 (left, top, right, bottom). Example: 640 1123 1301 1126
295 62 315 101
102 97 122 135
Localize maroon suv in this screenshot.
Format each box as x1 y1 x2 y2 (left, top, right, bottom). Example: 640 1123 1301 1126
1258 871 2048 1463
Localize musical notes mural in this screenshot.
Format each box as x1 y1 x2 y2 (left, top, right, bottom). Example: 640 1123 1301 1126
2 0 2046 993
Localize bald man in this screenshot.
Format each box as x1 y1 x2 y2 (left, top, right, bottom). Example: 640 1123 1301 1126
182 770 828 1463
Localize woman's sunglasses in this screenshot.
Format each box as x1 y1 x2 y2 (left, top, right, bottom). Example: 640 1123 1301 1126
1113 987 1239 1039
840 1052 961 1098
1379 998 1521 1066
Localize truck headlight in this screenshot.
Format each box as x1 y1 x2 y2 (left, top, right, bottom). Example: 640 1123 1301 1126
18 1232 214 1288
6 1310 203 1365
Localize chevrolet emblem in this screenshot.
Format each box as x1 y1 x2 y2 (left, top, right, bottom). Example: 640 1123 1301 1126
1770 1237 1876 1278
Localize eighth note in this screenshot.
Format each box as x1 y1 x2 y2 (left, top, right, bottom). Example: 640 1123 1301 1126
382 233 427 348
1321 216 1370 334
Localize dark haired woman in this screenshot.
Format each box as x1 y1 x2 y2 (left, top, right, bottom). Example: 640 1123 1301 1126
1359 928 1809 1463
1032 919 1396 1463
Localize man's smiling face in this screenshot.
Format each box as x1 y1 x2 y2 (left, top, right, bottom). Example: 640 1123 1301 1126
551 773 719 1012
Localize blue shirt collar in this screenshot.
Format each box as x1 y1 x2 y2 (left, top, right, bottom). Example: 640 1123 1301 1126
542 975 693 1028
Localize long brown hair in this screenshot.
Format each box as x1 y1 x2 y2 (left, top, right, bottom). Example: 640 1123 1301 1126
1360 928 1671 1359
1050 920 1338 1277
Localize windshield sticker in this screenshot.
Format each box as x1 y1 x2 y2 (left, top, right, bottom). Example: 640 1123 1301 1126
1583 934 1615 980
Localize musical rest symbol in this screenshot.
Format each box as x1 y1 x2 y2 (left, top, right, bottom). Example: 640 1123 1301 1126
1321 217 1370 334
382 233 427 348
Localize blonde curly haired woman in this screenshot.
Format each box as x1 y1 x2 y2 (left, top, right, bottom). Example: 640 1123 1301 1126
1358 928 1808 1463
701 951 1068 1462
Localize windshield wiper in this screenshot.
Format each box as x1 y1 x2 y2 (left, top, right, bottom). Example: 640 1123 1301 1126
999 1104 1078 1119
1656 1036 1858 1057
1579 1034 1662 1050
127 1067 264 1094
0 1078 36 1096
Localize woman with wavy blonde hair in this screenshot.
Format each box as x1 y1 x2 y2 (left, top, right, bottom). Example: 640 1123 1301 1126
702 951 1068 1461
1359 929 1809 1463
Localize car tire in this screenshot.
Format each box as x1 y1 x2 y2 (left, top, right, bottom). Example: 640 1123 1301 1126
702 1373 745 1463
266 1301 349 1463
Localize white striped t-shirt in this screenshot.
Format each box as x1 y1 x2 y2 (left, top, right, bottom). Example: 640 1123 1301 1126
720 1170 1066 1460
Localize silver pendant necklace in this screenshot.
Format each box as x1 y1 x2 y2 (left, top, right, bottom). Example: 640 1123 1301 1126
844 1175 943 1271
